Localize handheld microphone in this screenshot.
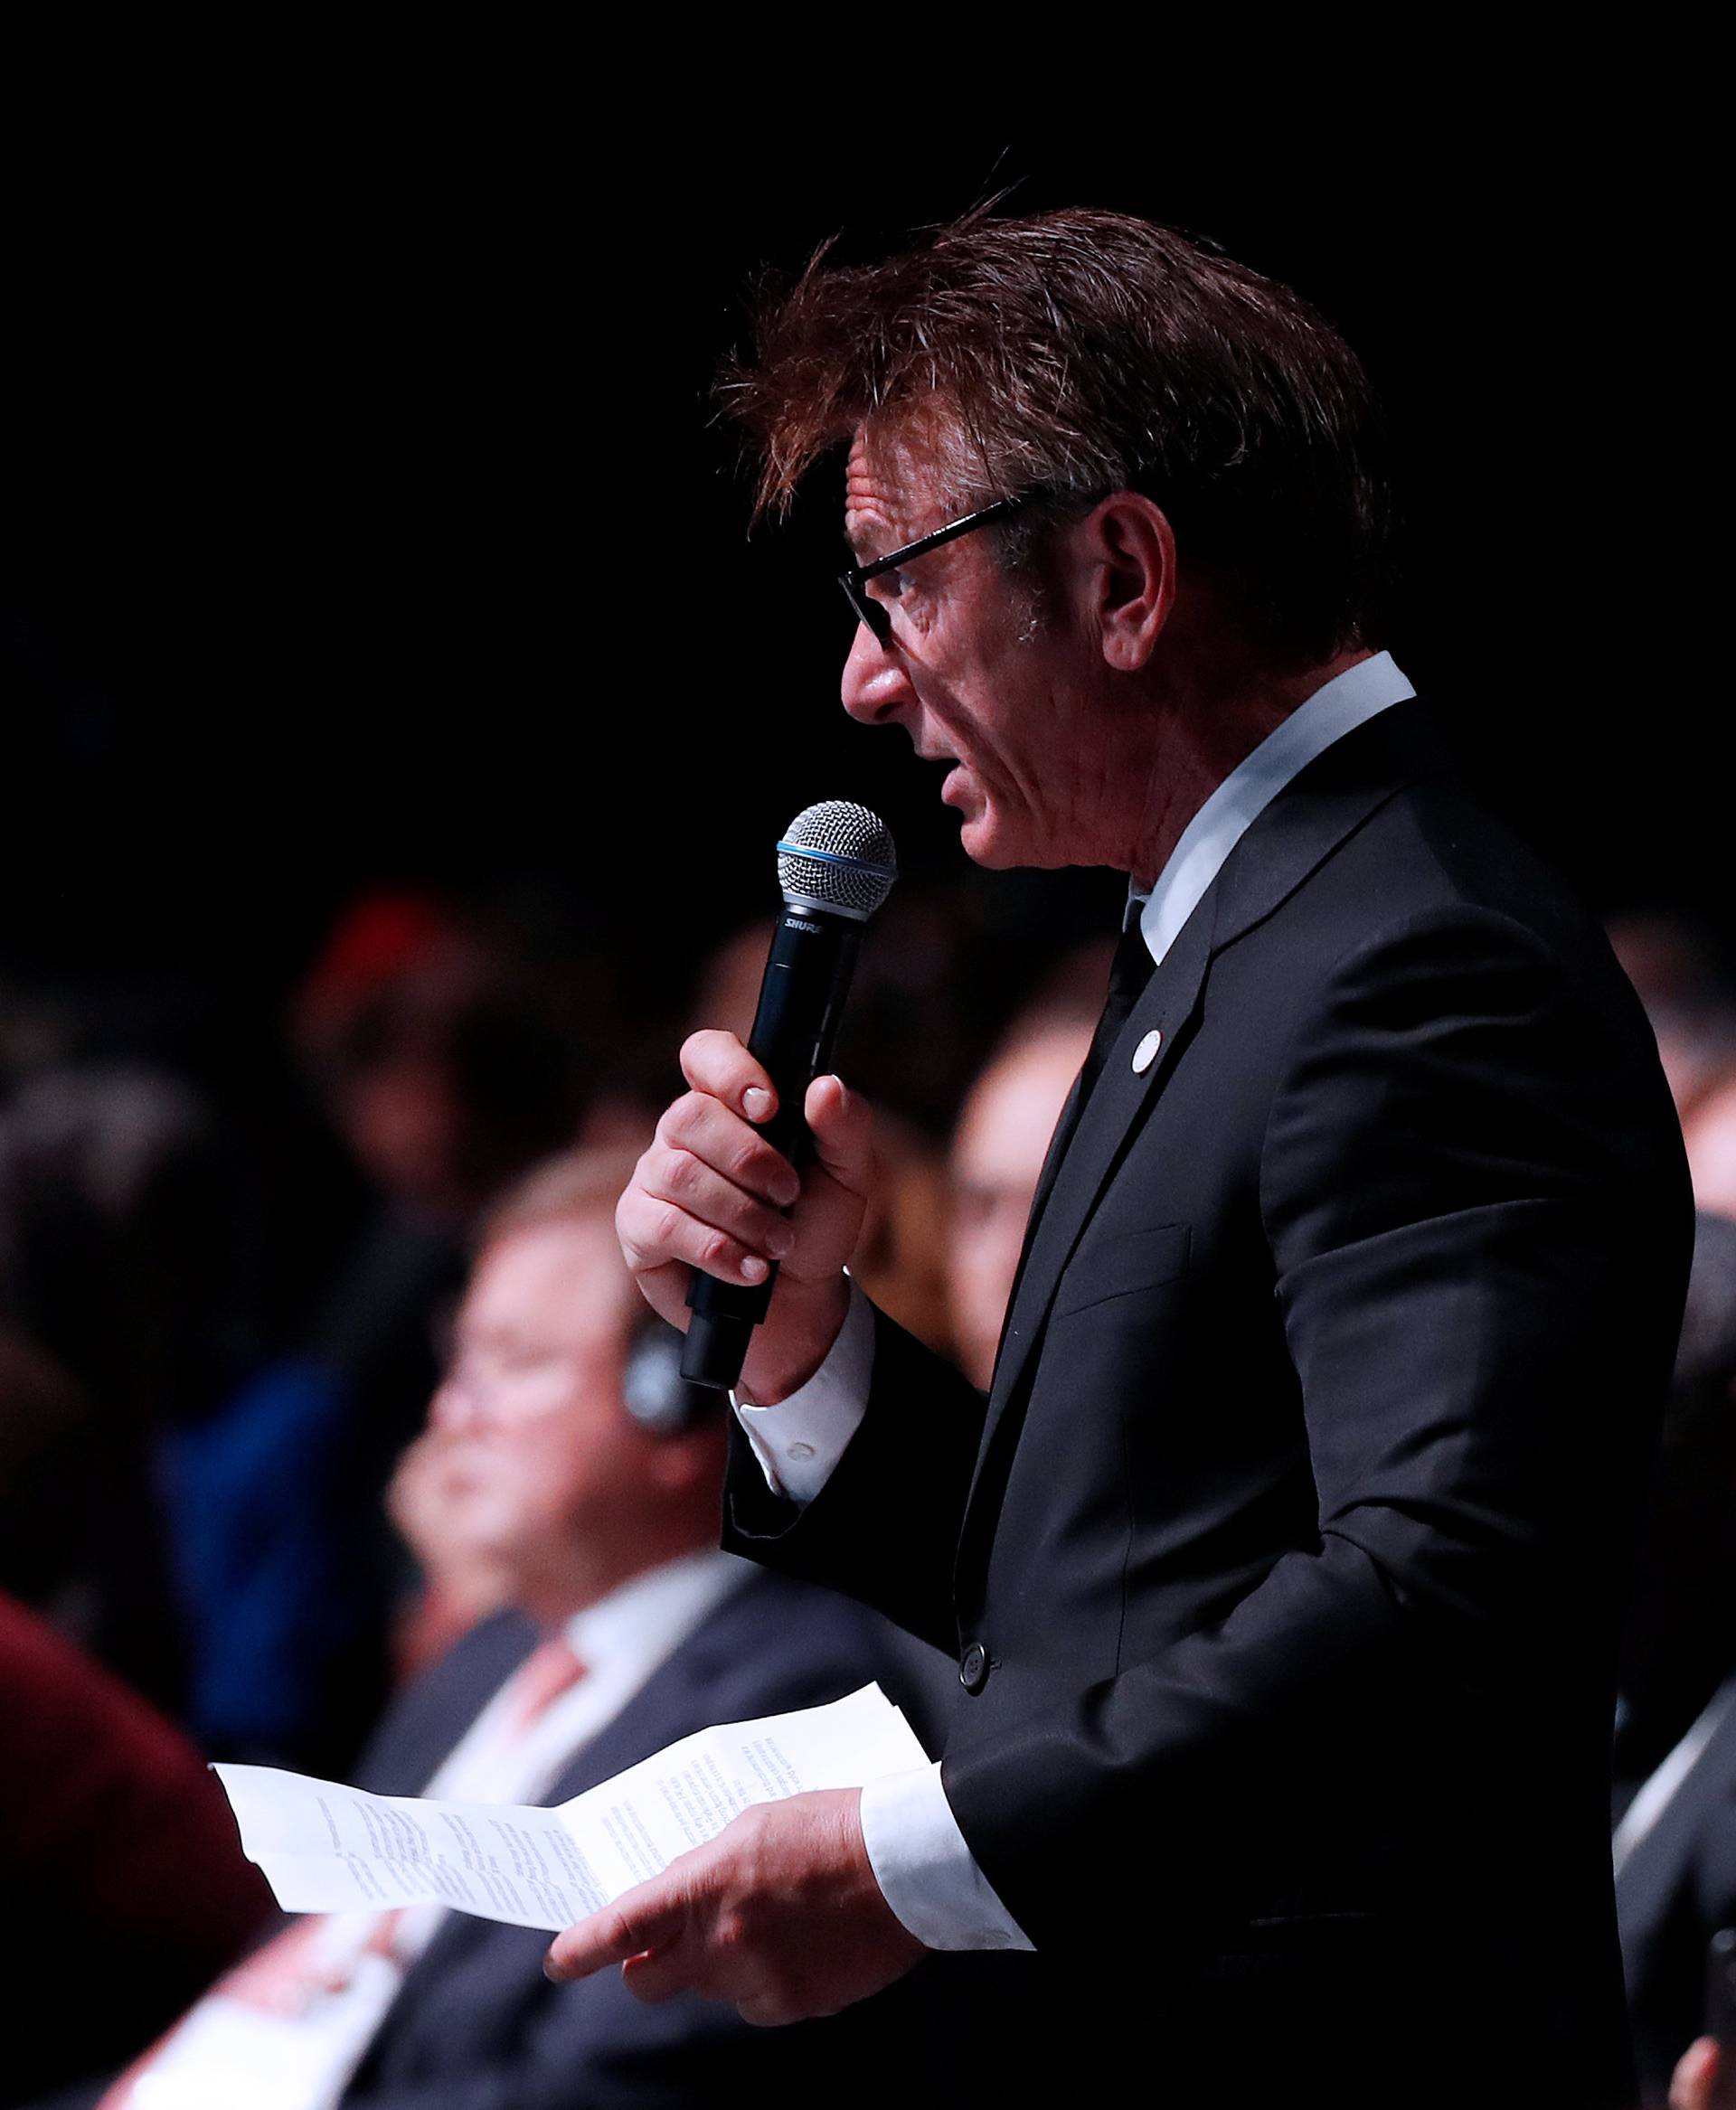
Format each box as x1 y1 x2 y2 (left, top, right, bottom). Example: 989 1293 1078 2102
681 799 897 1389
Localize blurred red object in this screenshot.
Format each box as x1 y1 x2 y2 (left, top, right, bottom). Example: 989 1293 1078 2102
0 1588 273 2098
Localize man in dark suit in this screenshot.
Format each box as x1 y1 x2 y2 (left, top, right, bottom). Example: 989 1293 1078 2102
80 1148 946 2110
550 210 1693 2106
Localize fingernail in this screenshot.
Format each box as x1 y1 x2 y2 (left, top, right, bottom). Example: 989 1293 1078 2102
741 1256 768 1283
768 1224 794 1258
743 1088 772 1121
542 1952 561 1981
776 1173 802 1208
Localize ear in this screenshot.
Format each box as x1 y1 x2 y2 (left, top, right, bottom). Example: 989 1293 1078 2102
1079 493 1175 672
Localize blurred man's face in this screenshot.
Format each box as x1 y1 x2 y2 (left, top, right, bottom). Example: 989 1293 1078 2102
426 1216 660 1601
341 1055 464 1217
840 432 1103 871
1686 1077 1736 1220
948 1025 1094 1389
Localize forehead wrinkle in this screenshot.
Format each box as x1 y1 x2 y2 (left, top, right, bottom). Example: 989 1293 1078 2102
844 429 946 561
844 484 903 567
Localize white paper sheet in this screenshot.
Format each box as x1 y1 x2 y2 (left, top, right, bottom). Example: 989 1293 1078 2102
214 1681 927 1934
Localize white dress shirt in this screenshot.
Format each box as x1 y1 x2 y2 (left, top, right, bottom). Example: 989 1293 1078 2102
733 651 1417 1953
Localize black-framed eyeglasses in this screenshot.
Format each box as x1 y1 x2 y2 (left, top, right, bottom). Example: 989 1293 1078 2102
837 495 1026 647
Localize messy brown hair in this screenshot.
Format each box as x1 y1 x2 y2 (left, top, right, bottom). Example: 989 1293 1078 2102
722 206 1392 667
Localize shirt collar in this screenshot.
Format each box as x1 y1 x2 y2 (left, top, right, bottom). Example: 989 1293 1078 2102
560 1548 749 1676
1128 650 1416 964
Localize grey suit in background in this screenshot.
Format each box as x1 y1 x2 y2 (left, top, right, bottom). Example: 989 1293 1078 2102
332 1567 977 2109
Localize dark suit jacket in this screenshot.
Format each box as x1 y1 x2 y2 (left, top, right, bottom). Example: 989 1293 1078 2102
725 701 1694 2108
335 1567 958 2110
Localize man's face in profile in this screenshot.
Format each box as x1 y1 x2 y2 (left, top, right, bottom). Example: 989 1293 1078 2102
425 1218 655 1593
839 431 1096 873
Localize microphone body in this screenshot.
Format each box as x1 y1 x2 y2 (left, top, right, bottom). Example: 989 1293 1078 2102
682 800 896 1391
682 905 863 1389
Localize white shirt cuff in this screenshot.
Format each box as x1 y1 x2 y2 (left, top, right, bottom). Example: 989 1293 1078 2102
858 1761 1034 1953
730 1278 873 1503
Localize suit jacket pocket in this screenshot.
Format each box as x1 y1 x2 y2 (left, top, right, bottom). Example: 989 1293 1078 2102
1051 1221 1190 1323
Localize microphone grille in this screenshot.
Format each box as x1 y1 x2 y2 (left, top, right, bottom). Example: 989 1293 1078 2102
777 800 898 917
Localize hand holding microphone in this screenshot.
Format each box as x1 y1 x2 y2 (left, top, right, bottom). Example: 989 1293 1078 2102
616 802 895 1401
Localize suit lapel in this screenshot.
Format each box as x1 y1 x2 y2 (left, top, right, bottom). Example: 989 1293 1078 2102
995 1069 1083 1357
1025 1072 1083 1251
985 896 1214 1459
1206 697 1450 956
958 700 1452 1559
355 1610 542 1797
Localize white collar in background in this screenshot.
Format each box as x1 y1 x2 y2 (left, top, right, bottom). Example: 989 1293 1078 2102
427 1544 751 1803
1132 650 1416 966
559 1546 750 1675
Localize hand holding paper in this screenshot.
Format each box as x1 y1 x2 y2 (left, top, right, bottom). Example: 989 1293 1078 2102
215 1683 926 1937
543 1782 926 2026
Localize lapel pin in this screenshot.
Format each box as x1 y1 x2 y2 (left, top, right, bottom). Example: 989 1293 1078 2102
1132 1029 1163 1074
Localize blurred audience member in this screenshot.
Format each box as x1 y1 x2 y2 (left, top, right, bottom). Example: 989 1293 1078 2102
1686 1082 1736 1225
382 1425 514 1682
1617 1213 1736 2102
836 883 1018 1143
293 890 596 1225
944 962 1101 1391
1620 1217 1736 1776
82 1148 940 2109
163 891 604 1772
0 1590 269 2107
684 918 776 1067
1609 916 1736 1127
0 1066 247 1713
848 1116 954 1354
0 1321 97 1615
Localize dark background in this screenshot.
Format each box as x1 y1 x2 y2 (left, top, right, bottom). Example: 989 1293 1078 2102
4 118 1722 1038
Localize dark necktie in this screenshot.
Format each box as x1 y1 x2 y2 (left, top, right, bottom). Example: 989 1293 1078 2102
1002 915 1158 1321
1077 915 1156 1109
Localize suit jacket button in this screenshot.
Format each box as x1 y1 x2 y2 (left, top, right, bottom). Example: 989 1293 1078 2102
959 1642 989 1693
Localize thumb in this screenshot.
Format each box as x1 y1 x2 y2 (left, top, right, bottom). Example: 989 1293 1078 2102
762 1073 872 1289
803 1074 874 1197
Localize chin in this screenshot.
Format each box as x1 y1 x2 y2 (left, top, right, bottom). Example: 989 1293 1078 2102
956 796 1005 862
958 824 1003 867
958 809 1040 871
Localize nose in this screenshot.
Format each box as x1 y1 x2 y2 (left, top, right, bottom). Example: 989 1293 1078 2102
429 1366 485 1437
841 618 915 727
